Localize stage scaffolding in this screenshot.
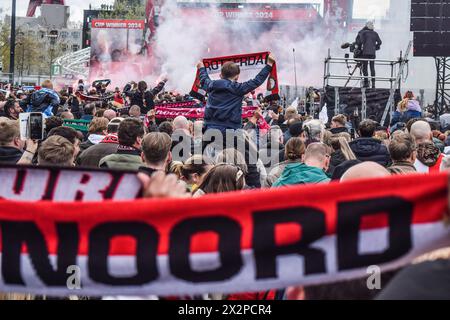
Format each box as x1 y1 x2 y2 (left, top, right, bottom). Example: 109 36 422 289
323 41 412 125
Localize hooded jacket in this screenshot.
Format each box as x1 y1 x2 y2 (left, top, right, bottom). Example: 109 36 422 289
0 146 23 164
22 88 60 116
77 135 119 168
200 65 272 130
99 145 143 171
356 27 382 57
349 137 390 167
414 142 444 173
272 163 330 187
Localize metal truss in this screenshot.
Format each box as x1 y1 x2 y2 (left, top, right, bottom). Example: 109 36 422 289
54 47 90 78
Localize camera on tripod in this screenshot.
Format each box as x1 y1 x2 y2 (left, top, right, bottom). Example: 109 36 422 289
341 42 362 59
340 42 363 88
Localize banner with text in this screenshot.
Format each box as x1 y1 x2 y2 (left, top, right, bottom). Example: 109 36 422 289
0 166 448 296
155 106 257 119
89 19 149 88
190 52 279 101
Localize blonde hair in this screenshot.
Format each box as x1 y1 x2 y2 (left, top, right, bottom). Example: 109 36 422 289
398 99 408 112
41 79 53 89
322 129 332 146
374 130 389 141
332 114 347 127
38 136 75 166
398 91 415 112
0 120 20 145
168 161 183 178
330 133 356 161
284 106 299 121
88 117 109 134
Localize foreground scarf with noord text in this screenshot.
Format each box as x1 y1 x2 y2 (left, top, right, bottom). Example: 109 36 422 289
0 165 449 297
190 52 279 101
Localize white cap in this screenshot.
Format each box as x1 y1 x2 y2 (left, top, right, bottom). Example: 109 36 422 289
366 20 374 30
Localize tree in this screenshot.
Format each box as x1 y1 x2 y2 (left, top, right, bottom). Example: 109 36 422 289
15 30 42 77
99 0 146 20
0 21 10 72
0 21 64 78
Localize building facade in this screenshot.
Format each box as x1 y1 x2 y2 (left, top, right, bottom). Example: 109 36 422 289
8 4 82 54
3 4 82 82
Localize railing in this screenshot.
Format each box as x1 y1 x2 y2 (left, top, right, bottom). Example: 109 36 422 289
323 42 412 126
323 49 405 90
0 73 49 86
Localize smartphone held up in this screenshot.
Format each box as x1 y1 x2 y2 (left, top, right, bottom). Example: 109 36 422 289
19 112 45 141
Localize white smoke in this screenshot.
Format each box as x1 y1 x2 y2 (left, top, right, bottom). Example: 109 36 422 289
153 0 436 104
337 0 436 103
154 2 225 92
154 2 345 93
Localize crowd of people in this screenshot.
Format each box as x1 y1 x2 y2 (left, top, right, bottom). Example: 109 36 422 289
0 54 449 300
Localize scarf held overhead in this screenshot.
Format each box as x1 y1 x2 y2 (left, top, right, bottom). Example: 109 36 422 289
155 106 258 119
0 165 449 296
114 101 201 116
190 52 279 101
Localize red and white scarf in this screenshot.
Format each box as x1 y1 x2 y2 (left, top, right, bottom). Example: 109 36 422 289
0 165 448 297
154 106 258 119
190 52 279 101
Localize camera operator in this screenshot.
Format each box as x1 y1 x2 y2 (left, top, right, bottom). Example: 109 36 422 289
356 21 382 89
306 87 321 117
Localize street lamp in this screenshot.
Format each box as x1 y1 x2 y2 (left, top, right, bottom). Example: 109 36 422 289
47 30 59 80
8 0 17 84
16 31 24 84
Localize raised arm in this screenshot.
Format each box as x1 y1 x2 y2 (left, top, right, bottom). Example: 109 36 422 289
151 79 167 96
235 54 276 95
197 61 213 90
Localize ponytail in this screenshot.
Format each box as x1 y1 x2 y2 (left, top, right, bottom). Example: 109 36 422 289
338 137 356 161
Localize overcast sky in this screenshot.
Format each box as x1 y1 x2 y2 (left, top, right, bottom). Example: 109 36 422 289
0 0 390 23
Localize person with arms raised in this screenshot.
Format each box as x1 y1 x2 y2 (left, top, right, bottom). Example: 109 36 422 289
20 80 60 117
197 54 276 133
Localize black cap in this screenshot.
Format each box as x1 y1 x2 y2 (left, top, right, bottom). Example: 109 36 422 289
289 121 304 137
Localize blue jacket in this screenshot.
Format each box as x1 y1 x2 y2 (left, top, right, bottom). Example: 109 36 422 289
390 110 422 127
23 88 60 117
81 115 94 121
349 137 390 167
199 65 272 130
